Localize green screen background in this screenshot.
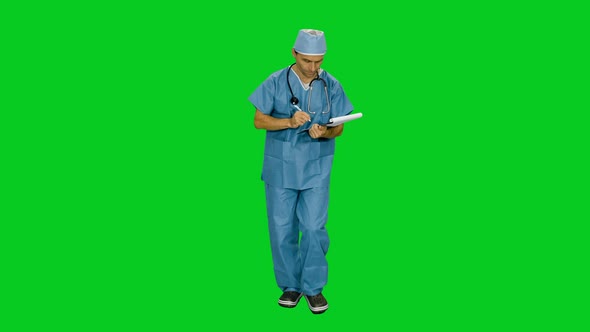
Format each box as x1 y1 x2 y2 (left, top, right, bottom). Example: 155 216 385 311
3 1 586 331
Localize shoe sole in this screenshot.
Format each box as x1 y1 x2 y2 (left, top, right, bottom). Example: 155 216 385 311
278 293 303 308
305 296 328 314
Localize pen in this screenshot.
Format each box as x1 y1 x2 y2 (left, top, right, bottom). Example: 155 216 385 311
293 104 311 122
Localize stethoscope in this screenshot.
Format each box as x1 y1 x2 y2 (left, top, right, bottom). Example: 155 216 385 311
287 63 331 115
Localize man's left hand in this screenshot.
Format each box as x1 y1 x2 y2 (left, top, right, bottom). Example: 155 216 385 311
309 123 327 139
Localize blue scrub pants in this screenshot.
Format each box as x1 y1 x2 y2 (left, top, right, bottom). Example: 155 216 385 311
265 183 330 296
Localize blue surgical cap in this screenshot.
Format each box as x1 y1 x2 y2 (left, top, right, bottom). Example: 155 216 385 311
293 29 327 56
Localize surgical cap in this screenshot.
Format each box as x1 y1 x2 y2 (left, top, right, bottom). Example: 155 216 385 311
293 29 327 56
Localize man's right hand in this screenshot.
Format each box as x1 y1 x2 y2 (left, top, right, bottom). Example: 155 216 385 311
289 111 311 128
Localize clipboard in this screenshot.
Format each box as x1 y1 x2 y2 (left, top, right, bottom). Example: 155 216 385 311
297 112 363 133
326 113 363 127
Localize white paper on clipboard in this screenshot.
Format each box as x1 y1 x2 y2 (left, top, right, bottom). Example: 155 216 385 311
326 113 363 127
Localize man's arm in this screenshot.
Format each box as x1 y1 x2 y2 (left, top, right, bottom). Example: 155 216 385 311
322 124 343 138
254 109 310 131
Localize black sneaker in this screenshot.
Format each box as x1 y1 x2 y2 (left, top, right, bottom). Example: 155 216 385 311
305 293 328 314
278 291 302 308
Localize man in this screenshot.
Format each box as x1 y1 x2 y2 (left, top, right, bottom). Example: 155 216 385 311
248 29 354 314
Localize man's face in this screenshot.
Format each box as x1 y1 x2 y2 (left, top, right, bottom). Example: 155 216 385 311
293 50 324 80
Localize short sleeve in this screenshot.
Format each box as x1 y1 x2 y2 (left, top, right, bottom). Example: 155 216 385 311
248 75 276 115
329 80 354 118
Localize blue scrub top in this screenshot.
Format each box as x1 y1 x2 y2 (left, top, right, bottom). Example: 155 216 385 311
249 66 354 190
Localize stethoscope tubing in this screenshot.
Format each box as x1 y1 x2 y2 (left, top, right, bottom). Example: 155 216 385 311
287 63 331 115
